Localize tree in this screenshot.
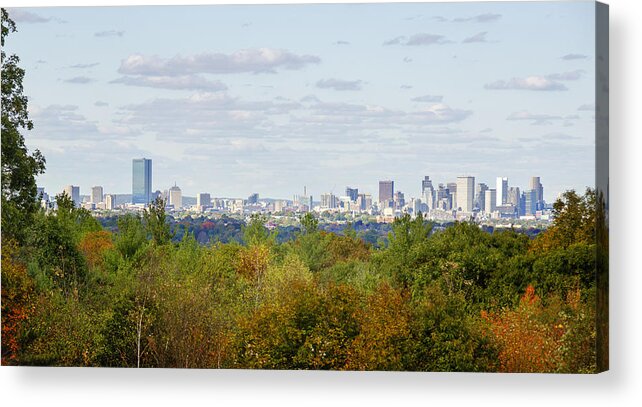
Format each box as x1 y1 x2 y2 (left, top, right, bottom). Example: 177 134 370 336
1 8 46 242
143 196 173 245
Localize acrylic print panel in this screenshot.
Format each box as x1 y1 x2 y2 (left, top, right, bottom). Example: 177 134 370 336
0 1 608 372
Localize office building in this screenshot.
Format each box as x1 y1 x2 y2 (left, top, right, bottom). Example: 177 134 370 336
63 185 80 207
105 194 116 210
475 183 488 211
197 193 211 208
485 189 497 213
530 176 544 208
247 193 259 204
456 176 475 212
346 187 359 202
496 177 508 207
91 186 104 204
393 191 405 208
379 180 394 205
169 183 182 209
523 189 537 216
321 193 337 209
132 158 152 205
507 186 521 207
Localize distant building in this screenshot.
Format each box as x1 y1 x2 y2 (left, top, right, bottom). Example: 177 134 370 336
530 176 544 209
247 193 259 204
197 193 211 208
394 191 405 209
132 158 152 205
63 185 80 207
485 189 497 213
475 183 488 211
345 187 359 202
507 186 521 207
379 180 394 206
321 192 337 209
105 194 116 210
422 176 435 210
273 200 286 213
496 177 508 207
91 186 104 204
456 176 475 212
522 189 537 215
169 183 182 209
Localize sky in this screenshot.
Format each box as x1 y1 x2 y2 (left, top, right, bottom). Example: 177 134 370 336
4 1 597 202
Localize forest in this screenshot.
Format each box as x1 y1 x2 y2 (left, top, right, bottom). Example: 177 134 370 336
3 188 603 372
1 8 606 372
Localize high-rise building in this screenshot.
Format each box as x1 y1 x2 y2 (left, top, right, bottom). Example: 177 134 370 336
447 182 457 211
91 186 104 204
379 180 394 205
321 193 337 209
105 194 116 210
475 183 488 211
485 189 497 213
456 176 475 212
422 176 435 210
507 186 521 207
197 193 211 208
346 187 359 202
530 176 544 208
169 183 182 209
522 189 537 215
247 193 259 204
496 177 508 207
63 185 80 207
132 158 152 205
394 191 405 208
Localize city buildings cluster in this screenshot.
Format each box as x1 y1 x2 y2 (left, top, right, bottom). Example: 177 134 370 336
37 158 552 223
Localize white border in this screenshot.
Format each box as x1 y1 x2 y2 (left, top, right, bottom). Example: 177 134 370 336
2 1 640 406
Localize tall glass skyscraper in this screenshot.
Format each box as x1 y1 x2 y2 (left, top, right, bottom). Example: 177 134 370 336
132 158 152 204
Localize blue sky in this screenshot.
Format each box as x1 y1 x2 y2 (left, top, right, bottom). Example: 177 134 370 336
4 2 596 202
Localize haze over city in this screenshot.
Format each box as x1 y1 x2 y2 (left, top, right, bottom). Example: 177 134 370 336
5 2 596 202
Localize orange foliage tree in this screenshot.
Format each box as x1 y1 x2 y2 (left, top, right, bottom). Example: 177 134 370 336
77 230 114 270
1 240 34 364
483 285 564 373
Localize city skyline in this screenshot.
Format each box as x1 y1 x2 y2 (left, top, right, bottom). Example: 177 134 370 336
5 2 596 202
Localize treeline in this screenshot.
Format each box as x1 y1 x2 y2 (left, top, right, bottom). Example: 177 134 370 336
2 189 601 372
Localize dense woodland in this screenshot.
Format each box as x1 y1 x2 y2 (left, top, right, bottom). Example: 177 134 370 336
1 9 606 372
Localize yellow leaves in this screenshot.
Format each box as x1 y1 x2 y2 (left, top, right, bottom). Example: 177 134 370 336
235 243 270 281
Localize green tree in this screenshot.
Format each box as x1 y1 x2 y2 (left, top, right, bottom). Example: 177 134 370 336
1 8 46 242
242 213 276 246
143 196 173 245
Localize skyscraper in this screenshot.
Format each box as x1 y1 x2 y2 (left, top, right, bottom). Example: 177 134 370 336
530 176 544 207
379 180 394 206
485 189 497 213
507 186 521 207
346 187 359 202
197 193 211 208
496 177 508 207
456 176 475 212
132 158 152 205
169 183 182 209
91 186 104 204
105 194 115 210
523 189 537 215
475 183 488 211
63 185 80 207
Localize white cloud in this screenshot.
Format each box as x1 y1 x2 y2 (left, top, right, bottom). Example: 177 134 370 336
7 9 51 23
95 30 124 37
383 33 449 46
316 78 363 91
111 75 228 92
118 48 321 76
485 76 567 91
411 95 444 103
63 76 95 84
463 32 488 43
